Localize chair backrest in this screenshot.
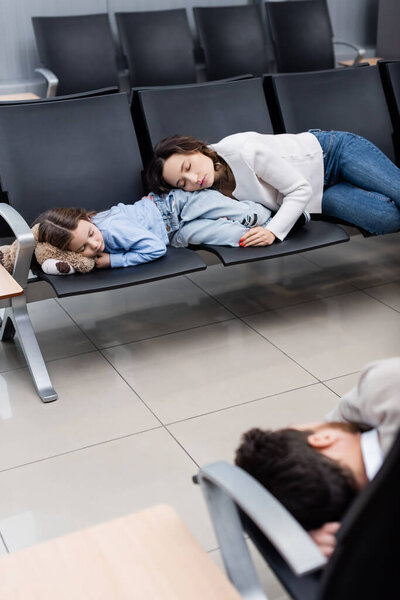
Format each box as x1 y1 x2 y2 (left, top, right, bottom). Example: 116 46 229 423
318 429 400 599
268 65 395 161
0 93 143 228
32 14 119 95
116 10 196 87
134 78 274 166
265 0 335 73
376 0 400 59
193 5 269 80
0 87 119 106
379 60 400 162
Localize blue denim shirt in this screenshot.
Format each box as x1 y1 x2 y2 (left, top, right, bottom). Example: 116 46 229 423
92 198 168 268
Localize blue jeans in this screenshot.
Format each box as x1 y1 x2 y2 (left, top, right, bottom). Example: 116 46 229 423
310 130 400 234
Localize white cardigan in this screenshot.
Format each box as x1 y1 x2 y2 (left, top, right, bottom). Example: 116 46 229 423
210 131 324 240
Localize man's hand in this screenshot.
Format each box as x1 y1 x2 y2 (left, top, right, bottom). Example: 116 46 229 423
95 252 111 269
239 227 276 247
309 522 340 558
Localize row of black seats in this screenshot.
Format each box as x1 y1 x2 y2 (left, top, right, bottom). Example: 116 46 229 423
1 62 400 403
33 0 365 96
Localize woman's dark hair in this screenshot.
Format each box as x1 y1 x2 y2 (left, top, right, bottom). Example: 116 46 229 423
33 207 93 251
235 426 359 530
145 134 221 194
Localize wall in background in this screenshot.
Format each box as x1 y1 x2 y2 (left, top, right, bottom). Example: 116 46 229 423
327 0 379 49
0 0 380 94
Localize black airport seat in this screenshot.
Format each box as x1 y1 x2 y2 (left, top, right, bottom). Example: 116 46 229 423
32 13 120 96
0 86 119 106
265 0 364 73
267 65 396 162
0 93 206 402
379 60 400 162
115 9 197 87
134 77 348 266
376 0 400 61
134 77 274 162
193 5 270 80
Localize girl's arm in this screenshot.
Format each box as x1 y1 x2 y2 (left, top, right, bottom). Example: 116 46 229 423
171 218 249 248
106 223 167 268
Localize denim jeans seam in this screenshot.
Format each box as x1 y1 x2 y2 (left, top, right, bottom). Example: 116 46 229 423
362 189 392 202
348 133 388 158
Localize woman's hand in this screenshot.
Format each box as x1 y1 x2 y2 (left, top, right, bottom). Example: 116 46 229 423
95 252 111 269
239 227 276 247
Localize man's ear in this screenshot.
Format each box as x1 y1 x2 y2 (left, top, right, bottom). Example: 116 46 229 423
307 429 339 450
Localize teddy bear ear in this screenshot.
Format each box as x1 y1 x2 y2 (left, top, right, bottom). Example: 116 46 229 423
34 242 95 274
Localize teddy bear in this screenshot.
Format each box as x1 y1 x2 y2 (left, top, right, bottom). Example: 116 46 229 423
0 224 95 276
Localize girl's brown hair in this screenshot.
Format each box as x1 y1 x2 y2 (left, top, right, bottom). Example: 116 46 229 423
33 207 93 251
145 134 223 194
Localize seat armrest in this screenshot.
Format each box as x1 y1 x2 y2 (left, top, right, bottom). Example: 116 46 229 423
35 68 59 97
0 204 34 286
197 462 327 580
333 41 366 66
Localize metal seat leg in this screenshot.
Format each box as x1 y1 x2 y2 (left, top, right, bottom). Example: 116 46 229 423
5 296 58 403
0 307 16 341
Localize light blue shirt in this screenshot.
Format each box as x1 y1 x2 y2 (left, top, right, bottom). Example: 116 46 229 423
92 199 168 268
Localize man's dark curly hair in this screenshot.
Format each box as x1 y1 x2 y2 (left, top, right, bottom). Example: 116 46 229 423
235 427 359 530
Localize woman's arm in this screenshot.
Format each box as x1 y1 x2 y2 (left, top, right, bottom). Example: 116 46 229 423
247 141 313 241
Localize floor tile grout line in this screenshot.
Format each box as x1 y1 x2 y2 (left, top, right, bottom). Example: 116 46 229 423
97 315 236 352
0 425 164 474
0 375 346 475
0 377 349 474
98 348 222 470
56 294 238 351
206 545 221 554
0 531 9 554
55 298 103 351
164 366 367 426
0 347 102 377
53 297 97 348
234 287 361 319
235 311 322 383
320 381 342 399
164 428 202 470
232 284 400 382
164 381 325 427
99 349 166 427
183 274 239 317
322 369 362 383
301 244 400 291
353 275 400 291
186 272 365 319
0 316 238 377
359 288 400 314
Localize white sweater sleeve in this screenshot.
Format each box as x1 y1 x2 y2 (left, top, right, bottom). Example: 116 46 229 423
249 143 313 240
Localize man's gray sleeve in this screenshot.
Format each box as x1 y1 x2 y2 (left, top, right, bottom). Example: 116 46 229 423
324 357 400 454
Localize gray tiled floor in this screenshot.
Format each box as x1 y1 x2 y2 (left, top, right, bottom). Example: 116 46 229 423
1 232 399 599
